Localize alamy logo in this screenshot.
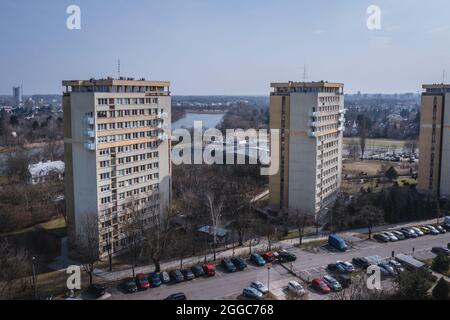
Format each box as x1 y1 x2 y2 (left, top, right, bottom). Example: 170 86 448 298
171 121 280 176
366 265 382 290
366 5 381 30
66 265 82 290
66 5 81 30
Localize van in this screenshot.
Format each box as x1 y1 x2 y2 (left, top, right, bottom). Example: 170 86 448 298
328 234 347 252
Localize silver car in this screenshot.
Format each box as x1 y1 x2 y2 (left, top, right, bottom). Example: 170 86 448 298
383 232 399 242
250 281 269 295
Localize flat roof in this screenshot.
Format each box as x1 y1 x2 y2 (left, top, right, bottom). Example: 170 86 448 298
62 78 170 87
422 83 450 89
271 81 344 88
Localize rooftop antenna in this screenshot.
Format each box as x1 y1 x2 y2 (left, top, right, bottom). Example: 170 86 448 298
117 58 121 78
443 69 446 84
303 64 307 82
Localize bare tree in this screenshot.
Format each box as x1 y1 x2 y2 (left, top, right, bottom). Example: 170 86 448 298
206 192 223 262
356 205 385 240
347 138 360 161
120 196 147 277
78 212 99 286
0 240 31 299
285 209 314 246
142 205 174 272
331 275 389 300
359 116 368 160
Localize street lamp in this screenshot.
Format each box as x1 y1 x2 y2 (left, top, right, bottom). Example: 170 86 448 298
31 256 38 300
267 265 271 294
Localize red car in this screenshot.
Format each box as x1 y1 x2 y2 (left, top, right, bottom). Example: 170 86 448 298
311 278 331 294
135 274 150 290
263 252 275 263
202 263 216 277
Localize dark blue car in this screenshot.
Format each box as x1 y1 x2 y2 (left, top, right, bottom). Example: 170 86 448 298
149 272 162 287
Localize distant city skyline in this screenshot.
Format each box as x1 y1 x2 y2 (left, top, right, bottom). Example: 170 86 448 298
1 0 450 95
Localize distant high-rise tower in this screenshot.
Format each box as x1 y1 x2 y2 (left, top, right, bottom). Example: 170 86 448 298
63 78 172 258
418 84 450 199
269 81 345 216
13 86 22 107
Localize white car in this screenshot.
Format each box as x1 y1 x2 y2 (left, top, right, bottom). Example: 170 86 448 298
287 281 306 297
383 232 399 242
411 227 424 236
426 225 440 235
250 281 269 295
388 259 405 273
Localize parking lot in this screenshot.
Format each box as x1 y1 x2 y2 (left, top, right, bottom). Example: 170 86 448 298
95 224 450 301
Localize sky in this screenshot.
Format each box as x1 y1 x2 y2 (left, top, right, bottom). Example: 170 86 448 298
1 0 450 95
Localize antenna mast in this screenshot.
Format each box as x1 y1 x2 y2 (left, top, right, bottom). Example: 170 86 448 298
117 58 121 78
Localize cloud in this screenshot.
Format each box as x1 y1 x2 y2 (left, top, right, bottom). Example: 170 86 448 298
429 26 450 33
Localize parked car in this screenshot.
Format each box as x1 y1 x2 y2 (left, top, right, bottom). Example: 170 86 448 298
392 231 406 240
378 262 397 277
336 274 352 289
277 249 297 262
202 263 216 277
169 270 185 283
431 247 450 256
149 272 162 287
164 293 187 300
250 253 266 266
159 271 171 284
122 278 138 293
352 257 370 269
135 274 150 290
250 281 269 295
191 265 205 277
435 225 446 233
401 228 417 238
311 278 331 294
426 225 440 235
221 259 237 273
287 281 306 297
262 252 276 263
419 226 431 235
374 233 390 242
411 227 424 236
388 260 405 273
231 257 247 271
398 229 411 239
243 287 263 300
383 232 399 242
335 261 354 273
88 284 106 298
328 234 347 252
322 275 342 292
181 269 195 280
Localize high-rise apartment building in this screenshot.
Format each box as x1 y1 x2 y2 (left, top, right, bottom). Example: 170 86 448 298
13 86 22 107
63 78 171 258
269 81 345 216
418 84 450 199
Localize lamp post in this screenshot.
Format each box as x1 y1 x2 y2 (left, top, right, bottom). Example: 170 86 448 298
267 265 271 294
31 256 38 300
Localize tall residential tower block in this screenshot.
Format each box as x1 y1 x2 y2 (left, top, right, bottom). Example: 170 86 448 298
63 78 171 258
269 81 345 216
418 84 450 199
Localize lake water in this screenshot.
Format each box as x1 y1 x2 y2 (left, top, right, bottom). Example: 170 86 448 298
172 112 225 130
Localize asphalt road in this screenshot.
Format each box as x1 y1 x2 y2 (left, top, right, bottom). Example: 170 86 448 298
109 232 450 300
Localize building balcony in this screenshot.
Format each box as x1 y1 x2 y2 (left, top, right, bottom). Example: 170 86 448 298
85 117 95 125
85 142 96 151
309 111 320 117
308 131 317 138
339 109 347 114
158 133 168 141
85 130 96 138
308 120 318 127
157 112 169 120
338 126 345 131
